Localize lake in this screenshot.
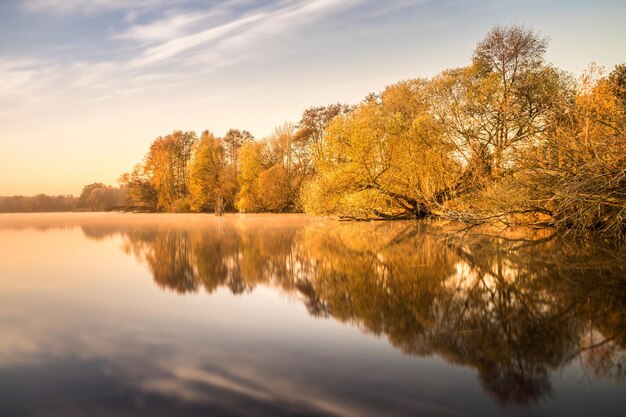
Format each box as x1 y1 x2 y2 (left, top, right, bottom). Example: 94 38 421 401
0 213 624 416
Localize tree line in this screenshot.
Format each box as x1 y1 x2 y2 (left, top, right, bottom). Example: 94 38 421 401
119 25 625 238
119 107 350 214
0 194 78 213
0 183 126 213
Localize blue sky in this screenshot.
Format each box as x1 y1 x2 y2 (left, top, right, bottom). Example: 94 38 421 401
1 0 625 195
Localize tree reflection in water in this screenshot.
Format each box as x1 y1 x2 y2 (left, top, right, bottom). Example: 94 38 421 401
82 218 626 407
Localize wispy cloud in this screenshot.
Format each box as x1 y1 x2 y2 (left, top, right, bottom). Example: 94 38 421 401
22 0 185 15
3 0 368 105
126 0 360 67
128 12 268 68
115 10 221 43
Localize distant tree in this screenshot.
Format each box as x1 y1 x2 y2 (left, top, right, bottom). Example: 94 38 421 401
78 183 126 211
0 195 78 212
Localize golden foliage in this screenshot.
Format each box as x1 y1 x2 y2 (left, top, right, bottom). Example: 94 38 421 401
301 79 458 219
118 25 625 238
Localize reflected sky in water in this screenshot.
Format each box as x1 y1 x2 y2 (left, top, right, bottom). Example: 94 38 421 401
0 213 624 416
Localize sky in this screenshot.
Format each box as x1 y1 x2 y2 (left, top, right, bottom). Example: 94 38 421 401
1 0 625 196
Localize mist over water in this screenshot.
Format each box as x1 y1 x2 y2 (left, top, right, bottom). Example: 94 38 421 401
0 213 624 416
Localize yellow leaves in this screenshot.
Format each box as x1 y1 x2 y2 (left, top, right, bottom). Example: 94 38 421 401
257 165 291 212
548 64 626 171
142 130 198 211
188 132 225 212
576 65 624 147
235 125 304 213
236 141 264 212
380 78 429 118
301 79 457 218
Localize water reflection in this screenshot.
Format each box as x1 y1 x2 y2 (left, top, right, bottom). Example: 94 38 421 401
80 217 626 407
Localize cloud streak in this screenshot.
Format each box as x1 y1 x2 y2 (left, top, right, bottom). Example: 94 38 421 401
129 12 268 68
123 0 360 68
23 0 186 15
2 0 368 110
115 10 221 43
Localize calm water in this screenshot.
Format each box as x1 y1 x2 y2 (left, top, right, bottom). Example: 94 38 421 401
0 213 624 417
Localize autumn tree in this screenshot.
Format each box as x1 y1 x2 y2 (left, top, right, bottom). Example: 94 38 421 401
236 141 266 212
473 25 551 173
431 25 557 184
119 163 158 211
223 129 253 167
267 122 312 209
295 104 352 161
144 130 197 211
222 129 253 210
608 64 626 113
188 131 230 215
519 64 626 237
236 123 311 212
